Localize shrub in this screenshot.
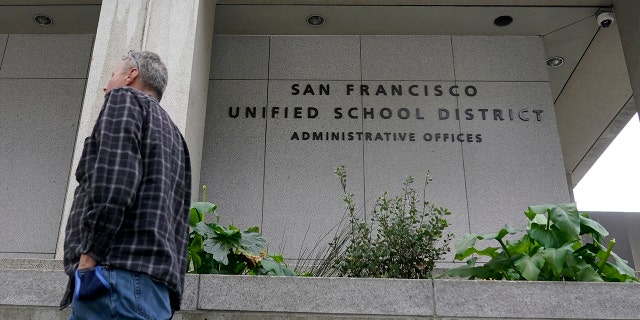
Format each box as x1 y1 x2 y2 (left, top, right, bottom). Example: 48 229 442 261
308 166 453 279
445 203 638 282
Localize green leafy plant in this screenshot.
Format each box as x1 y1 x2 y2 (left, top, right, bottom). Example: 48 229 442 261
309 166 453 279
445 203 638 282
187 186 294 276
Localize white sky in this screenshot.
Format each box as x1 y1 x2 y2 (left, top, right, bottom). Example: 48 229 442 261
573 113 640 212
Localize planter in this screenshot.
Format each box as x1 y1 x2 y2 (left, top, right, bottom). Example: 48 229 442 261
1 264 639 319
186 275 640 319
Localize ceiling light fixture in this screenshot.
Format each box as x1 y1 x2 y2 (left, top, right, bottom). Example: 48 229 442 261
33 14 53 27
494 15 513 27
307 14 325 27
546 56 564 67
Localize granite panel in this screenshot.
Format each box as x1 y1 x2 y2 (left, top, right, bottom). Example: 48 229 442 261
210 35 269 80
200 80 267 229
180 274 199 311
0 258 63 270
0 307 70 320
0 270 67 306
0 79 85 254
0 34 93 79
198 275 434 316
434 279 640 319
0 253 55 259
360 81 470 250
361 35 454 80
176 314 426 320
269 36 360 80
453 36 549 82
262 80 364 260
457 82 570 233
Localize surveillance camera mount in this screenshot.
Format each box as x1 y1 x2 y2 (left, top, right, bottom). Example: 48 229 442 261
596 10 615 28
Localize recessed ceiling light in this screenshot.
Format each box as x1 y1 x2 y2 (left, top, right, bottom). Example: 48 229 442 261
307 15 325 27
494 15 513 27
33 14 53 27
546 56 564 67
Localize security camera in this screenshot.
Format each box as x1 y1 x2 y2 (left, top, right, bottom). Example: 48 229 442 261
597 11 615 28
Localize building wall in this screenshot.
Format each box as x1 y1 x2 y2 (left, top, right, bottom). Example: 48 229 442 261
0 34 93 258
0 33 573 261
202 35 570 261
588 211 640 270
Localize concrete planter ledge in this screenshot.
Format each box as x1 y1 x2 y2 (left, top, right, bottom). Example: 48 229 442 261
1 264 639 319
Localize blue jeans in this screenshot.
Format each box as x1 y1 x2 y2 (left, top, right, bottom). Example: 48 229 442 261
69 267 172 320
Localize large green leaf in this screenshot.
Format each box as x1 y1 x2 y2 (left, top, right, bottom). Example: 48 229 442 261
524 206 537 221
565 258 603 282
189 234 203 251
540 244 573 275
190 253 201 270
189 208 203 227
599 262 630 282
239 230 267 255
198 223 243 266
212 223 239 237
547 205 580 241
455 234 480 258
187 231 204 273
525 206 553 226
579 214 608 239
609 251 637 279
270 254 286 264
203 239 233 265
474 246 501 258
260 259 295 276
191 201 216 213
514 254 545 280
194 221 215 238
454 246 499 261
442 257 494 279
504 234 536 256
478 225 522 241
527 223 570 248
573 244 599 266
575 263 604 282
190 202 218 227
454 226 523 264
483 256 517 280
529 213 548 226
599 260 638 282
443 266 492 279
527 204 550 215
597 248 637 279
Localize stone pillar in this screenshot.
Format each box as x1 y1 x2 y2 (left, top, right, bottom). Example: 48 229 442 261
55 0 216 258
614 1 640 116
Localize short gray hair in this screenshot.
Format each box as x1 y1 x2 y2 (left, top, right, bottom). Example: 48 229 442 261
124 50 168 101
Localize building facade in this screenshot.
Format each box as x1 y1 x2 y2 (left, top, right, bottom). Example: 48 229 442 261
0 0 638 268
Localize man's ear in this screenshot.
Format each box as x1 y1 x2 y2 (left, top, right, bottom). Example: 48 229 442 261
124 68 139 86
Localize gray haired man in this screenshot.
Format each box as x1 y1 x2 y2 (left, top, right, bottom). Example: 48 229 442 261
61 50 191 319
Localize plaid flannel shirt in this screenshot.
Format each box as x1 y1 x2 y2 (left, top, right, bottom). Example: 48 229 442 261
62 87 191 311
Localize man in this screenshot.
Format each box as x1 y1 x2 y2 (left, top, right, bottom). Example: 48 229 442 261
60 50 191 319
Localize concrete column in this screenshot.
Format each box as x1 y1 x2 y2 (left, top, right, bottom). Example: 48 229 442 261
55 0 216 258
614 1 640 117
566 172 575 202
614 1 640 272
